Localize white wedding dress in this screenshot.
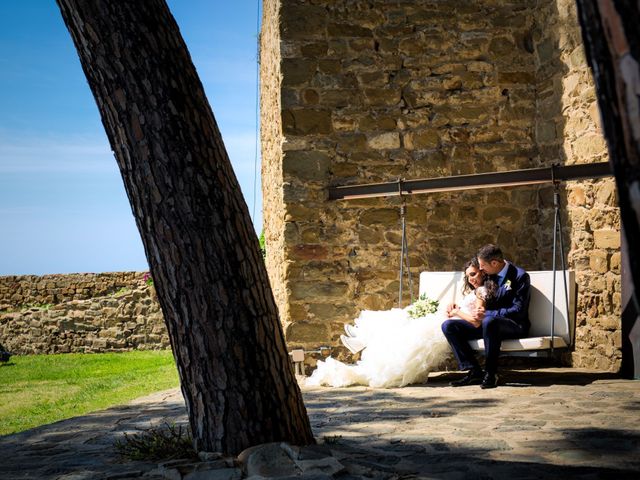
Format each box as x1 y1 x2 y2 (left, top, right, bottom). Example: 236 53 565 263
306 291 480 388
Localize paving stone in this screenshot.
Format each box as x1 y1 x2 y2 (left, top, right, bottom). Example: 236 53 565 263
0 369 639 479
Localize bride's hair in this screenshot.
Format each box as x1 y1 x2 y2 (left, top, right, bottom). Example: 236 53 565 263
462 257 498 300
462 257 480 294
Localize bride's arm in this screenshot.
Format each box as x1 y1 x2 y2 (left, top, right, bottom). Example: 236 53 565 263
449 306 480 326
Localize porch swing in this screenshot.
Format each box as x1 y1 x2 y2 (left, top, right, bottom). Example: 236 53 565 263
330 162 613 358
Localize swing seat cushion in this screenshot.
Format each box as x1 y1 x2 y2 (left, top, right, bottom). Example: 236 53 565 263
419 270 576 352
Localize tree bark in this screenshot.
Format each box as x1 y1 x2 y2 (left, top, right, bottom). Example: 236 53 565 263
55 0 314 453
575 0 640 377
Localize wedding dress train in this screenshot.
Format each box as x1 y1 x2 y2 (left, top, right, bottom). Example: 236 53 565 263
306 309 448 388
306 292 479 388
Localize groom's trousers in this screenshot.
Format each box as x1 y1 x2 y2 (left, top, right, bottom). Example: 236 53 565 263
441 316 527 374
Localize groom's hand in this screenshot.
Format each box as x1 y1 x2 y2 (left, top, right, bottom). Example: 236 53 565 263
472 304 485 322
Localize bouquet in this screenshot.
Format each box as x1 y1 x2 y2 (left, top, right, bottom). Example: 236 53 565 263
406 294 439 319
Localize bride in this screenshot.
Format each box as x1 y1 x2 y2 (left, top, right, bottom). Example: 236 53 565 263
305 258 493 388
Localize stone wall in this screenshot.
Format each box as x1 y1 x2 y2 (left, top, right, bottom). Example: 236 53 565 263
260 0 290 325
0 273 169 354
533 0 620 370
262 0 621 370
263 0 543 348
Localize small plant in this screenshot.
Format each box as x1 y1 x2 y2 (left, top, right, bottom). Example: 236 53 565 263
259 231 266 259
322 435 343 445
21 303 53 312
143 272 154 286
113 287 130 297
114 423 196 461
406 294 439 319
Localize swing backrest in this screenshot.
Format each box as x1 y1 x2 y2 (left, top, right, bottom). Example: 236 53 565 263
527 270 576 345
418 271 465 308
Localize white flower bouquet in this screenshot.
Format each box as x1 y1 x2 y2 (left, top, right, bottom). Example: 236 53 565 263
406 294 439 319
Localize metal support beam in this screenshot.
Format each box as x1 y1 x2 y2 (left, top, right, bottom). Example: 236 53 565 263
328 162 613 200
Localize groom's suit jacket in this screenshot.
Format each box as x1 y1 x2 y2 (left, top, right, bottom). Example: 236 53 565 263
485 262 531 329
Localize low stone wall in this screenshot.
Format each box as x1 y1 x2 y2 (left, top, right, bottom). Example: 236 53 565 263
0 273 169 354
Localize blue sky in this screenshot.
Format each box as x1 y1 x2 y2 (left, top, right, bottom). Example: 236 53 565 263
0 0 262 275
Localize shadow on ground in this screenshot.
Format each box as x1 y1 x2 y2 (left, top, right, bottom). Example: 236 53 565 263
432 369 620 387
1 370 639 479
329 435 640 479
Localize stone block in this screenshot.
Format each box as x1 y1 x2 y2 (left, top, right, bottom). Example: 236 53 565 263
285 321 329 343
282 109 332 135
448 105 492 124
358 227 383 244
363 88 402 106
330 162 359 177
289 282 349 301
596 316 619 331
320 88 363 107
589 250 609 273
398 36 427 56
593 230 620 250
467 61 493 72
569 46 587 68
360 208 399 226
318 59 341 74
498 71 535 84
283 150 331 181
281 58 316 86
92 338 108 349
572 133 607 159
328 23 372 37
489 36 516 56
367 132 401 150
568 186 586 206
348 38 375 52
358 114 397 132
301 41 328 57
361 294 394 311
331 114 358 131
281 5 328 39
610 252 621 273
595 180 617 207
302 89 319 105
291 244 328 260
404 129 440 150
281 88 298 108
308 303 343 319
482 206 522 223
357 71 389 87
335 133 367 151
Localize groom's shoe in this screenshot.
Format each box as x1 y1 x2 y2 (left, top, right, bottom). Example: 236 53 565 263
480 372 499 389
450 368 483 387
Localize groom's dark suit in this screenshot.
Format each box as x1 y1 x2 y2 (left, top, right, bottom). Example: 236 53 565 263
442 262 531 375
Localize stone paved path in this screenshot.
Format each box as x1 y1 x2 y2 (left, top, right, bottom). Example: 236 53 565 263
1 368 639 479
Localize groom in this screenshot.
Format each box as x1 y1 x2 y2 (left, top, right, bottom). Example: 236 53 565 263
441 244 531 388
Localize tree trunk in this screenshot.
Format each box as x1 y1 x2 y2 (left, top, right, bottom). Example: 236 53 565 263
55 0 314 454
575 0 640 377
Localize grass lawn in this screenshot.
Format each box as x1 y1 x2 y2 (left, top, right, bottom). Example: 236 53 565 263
0 350 179 436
